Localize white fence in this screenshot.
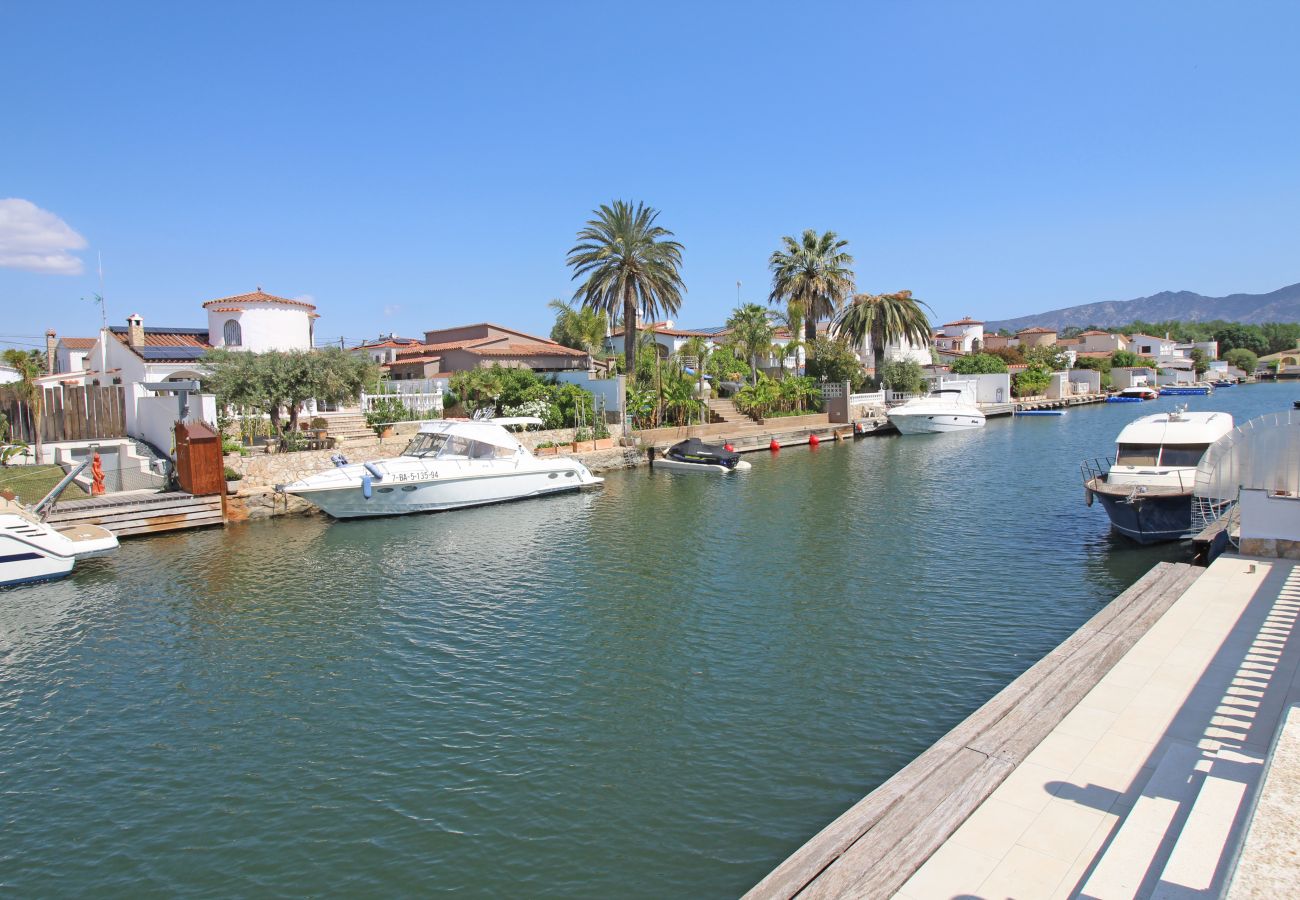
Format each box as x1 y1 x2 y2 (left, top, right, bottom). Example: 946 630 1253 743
361 390 443 418
850 390 885 406
379 377 450 395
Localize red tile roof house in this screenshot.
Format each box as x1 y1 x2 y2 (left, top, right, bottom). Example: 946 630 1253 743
385 323 590 380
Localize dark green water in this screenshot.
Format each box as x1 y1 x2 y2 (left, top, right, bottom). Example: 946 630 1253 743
2 383 1294 897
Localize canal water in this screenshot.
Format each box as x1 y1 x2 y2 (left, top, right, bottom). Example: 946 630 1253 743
2 383 1294 897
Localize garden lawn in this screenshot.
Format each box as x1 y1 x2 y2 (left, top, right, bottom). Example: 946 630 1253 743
0 465 88 506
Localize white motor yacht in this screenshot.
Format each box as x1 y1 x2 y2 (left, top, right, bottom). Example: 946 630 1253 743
1081 407 1234 544
887 389 986 435
280 418 604 519
1 493 119 588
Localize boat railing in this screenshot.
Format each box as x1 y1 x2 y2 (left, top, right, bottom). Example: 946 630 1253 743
1080 456 1113 487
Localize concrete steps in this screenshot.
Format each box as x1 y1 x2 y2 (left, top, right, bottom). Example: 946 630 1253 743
705 397 751 425
317 412 372 443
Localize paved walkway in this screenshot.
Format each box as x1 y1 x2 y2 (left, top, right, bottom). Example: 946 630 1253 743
898 555 1300 899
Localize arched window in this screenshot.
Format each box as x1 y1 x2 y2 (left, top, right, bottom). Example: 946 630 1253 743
223 319 242 346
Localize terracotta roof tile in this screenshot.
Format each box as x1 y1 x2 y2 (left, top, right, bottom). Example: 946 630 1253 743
942 317 984 327
1016 326 1056 334
60 337 97 349
466 343 588 357
201 290 316 311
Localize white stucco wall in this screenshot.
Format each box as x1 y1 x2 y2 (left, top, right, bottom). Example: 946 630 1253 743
1239 489 1300 542
938 373 1010 404
207 305 312 352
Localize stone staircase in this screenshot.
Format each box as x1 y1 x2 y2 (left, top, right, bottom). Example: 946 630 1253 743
318 411 374 445
705 397 751 425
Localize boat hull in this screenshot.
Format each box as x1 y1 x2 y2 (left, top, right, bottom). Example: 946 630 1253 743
1093 490 1194 544
287 467 602 519
653 458 752 474
888 412 986 434
0 539 76 588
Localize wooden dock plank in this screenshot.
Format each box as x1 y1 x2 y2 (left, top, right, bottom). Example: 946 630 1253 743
744 561 1201 900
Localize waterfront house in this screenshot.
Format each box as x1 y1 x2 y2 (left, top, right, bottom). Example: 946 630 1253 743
1111 366 1157 390
1128 333 1177 358
388 323 590 380
982 333 1013 351
936 317 984 353
350 335 424 366
1077 330 1129 354
606 321 727 360
1015 325 1058 349
42 332 97 375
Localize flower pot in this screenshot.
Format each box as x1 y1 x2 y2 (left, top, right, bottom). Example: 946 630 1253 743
592 438 615 450
226 480 242 493
534 446 558 456
314 429 328 440
379 425 395 439
571 440 595 453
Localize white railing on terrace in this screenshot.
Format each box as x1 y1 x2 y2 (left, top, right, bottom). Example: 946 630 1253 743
887 390 923 404
361 390 444 418
850 390 886 406
378 378 447 395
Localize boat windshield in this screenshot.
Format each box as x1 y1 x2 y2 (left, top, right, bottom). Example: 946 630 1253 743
402 433 450 458
1116 443 1161 466
1158 444 1210 467
402 431 516 460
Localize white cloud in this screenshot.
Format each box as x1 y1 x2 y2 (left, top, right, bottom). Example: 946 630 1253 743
0 199 87 275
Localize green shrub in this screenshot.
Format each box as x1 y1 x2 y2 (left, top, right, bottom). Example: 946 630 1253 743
223 466 243 481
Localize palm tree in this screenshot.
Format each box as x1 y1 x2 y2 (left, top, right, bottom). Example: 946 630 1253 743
768 229 855 345
833 290 934 383
2 348 44 461
547 298 608 359
726 303 776 384
567 200 686 381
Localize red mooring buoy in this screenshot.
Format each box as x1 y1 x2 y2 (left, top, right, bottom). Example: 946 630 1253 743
808 433 820 447
724 443 734 452
769 439 780 452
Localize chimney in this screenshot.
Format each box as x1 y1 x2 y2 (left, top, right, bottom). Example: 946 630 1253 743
127 313 145 349
45 329 57 374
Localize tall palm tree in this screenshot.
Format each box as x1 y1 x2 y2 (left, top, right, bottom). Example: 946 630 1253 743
833 290 934 382
567 200 685 380
768 229 855 345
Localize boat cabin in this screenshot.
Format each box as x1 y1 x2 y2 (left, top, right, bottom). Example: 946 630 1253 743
1108 410 1233 486
401 421 527 461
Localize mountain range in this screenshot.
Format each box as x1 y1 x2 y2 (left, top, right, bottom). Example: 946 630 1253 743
983 282 1300 333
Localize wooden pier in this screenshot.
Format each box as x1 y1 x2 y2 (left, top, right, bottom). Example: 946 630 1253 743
45 491 225 538
745 561 1201 900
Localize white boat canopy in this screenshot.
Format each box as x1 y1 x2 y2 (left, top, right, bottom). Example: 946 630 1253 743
415 420 527 453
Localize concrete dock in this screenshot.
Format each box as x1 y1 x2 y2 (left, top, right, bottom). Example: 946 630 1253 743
747 555 1300 898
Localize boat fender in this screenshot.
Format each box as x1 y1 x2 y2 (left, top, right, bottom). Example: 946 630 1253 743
808 434 820 447
769 439 780 452
363 462 384 481
724 443 734 452
647 447 656 467
361 474 373 499
1085 488 1093 507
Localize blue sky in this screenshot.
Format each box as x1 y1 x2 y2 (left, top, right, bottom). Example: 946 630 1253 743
2 1 1297 350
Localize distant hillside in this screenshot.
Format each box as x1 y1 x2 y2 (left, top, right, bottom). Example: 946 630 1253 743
984 282 1300 333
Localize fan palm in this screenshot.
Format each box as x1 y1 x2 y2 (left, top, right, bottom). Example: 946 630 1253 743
833 290 934 382
567 200 685 380
767 229 855 345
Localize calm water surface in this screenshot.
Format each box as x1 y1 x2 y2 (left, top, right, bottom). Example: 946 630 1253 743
2 383 1294 897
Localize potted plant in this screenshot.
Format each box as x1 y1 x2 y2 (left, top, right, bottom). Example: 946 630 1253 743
533 440 558 457
592 420 614 450
310 416 329 440
224 466 243 494
571 427 594 453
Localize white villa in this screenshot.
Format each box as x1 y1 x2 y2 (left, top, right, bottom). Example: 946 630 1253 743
933 317 985 354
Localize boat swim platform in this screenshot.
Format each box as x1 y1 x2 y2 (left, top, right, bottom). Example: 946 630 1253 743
745 556 1300 899
45 490 225 538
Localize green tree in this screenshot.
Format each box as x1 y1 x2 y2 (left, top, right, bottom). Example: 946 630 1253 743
878 359 927 394
1213 324 1268 357
567 200 685 383
726 303 776 383
950 352 1007 374
805 336 868 391
1188 347 1209 377
832 290 934 382
547 298 608 357
1013 365 1052 398
1223 348 1259 373
984 346 1025 365
1 348 45 461
768 229 855 344
1023 344 1070 371
1110 349 1145 369
205 349 377 435
1261 322 1300 355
